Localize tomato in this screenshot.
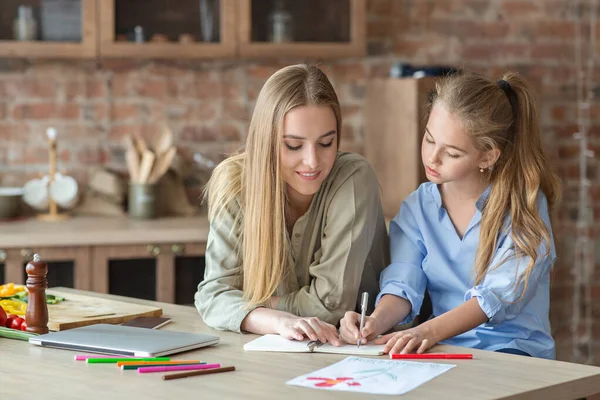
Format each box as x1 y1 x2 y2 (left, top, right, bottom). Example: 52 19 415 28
0 305 6 327
10 316 24 330
5 314 17 328
20 320 27 331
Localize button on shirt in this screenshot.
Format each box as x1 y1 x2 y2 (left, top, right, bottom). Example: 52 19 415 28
378 182 556 359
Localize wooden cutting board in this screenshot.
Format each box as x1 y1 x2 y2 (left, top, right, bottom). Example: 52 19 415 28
46 290 163 331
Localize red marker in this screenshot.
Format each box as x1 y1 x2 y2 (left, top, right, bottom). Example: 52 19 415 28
390 353 473 360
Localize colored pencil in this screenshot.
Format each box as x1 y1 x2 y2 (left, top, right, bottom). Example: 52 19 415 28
86 357 170 364
121 363 206 370
117 360 202 367
138 363 220 374
390 353 473 360
162 366 236 381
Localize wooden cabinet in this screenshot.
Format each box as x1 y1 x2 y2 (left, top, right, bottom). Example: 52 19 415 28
0 216 209 304
0 0 97 58
237 0 366 59
0 0 365 59
91 242 206 304
364 77 436 220
98 0 236 59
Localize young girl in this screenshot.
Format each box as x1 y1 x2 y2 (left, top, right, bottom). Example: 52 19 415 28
339 72 560 359
195 64 389 345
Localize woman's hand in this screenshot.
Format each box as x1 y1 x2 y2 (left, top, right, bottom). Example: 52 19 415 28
277 315 341 346
374 324 437 354
338 311 381 345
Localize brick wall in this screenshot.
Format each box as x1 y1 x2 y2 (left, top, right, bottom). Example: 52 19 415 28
0 0 597 363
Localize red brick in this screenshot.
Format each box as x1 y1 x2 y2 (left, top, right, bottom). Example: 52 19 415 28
147 63 191 78
501 1 542 17
76 147 108 164
7 145 71 165
135 80 178 99
223 101 248 121
222 68 245 100
194 77 222 100
110 103 138 121
65 79 106 100
180 125 219 142
0 103 6 119
13 103 80 120
5 79 56 99
110 75 131 97
531 44 574 60
368 19 395 37
0 123 29 142
247 65 280 79
190 102 219 121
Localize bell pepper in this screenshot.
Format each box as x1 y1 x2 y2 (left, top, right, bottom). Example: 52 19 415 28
0 299 27 316
0 283 26 297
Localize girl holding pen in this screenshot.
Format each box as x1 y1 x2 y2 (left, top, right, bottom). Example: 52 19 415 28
195 64 389 344
339 72 560 359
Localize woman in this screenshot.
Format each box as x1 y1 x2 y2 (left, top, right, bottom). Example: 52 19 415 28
195 64 389 345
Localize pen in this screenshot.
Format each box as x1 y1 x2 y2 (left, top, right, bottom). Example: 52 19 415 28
390 353 473 360
138 363 220 374
117 360 202 367
357 292 369 348
122 363 206 370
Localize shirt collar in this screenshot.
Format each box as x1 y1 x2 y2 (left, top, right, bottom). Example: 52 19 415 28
430 183 491 211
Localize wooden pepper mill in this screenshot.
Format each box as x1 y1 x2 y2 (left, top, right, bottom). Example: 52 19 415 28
25 253 49 334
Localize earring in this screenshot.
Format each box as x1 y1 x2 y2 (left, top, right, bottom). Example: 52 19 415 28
479 168 484 173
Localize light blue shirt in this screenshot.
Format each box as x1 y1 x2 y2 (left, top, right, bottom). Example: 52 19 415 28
378 182 556 359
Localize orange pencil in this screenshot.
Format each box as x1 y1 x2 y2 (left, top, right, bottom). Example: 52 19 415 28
117 360 202 367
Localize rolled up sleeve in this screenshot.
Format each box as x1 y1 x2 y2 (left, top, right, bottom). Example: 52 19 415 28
465 195 556 325
377 201 427 325
194 202 260 333
275 163 384 325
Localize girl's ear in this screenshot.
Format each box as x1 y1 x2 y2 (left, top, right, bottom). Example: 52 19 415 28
479 147 501 170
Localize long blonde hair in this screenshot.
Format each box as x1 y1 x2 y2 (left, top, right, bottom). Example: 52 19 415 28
204 64 342 307
429 72 561 297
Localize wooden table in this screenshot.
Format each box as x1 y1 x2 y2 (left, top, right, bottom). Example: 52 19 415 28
2 289 599 400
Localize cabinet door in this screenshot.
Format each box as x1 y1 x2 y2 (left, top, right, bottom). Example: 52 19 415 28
0 0 97 58
98 0 236 59
2 246 91 289
238 0 366 58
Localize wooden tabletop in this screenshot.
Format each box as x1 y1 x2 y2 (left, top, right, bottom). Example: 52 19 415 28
2 288 600 400
0 215 209 247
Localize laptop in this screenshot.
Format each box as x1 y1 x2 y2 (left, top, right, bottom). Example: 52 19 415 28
29 324 220 357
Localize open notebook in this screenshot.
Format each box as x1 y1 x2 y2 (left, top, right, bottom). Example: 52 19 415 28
243 334 385 356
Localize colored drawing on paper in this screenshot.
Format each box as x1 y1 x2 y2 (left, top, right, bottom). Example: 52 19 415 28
306 377 361 387
287 356 456 395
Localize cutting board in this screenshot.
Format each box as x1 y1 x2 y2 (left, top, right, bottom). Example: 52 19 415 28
46 290 163 331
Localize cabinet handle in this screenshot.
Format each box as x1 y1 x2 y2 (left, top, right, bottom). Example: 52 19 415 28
171 244 185 255
0 249 6 262
147 245 161 256
20 248 33 259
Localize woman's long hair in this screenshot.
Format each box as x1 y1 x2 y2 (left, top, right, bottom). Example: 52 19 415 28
430 72 561 297
204 64 341 307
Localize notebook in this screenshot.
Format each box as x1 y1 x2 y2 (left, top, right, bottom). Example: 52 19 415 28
243 334 386 356
29 323 219 357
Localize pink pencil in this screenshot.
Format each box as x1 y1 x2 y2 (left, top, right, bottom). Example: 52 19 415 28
138 363 221 374
74 355 135 361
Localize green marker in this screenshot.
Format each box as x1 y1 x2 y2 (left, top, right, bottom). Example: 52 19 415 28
120 362 206 370
86 357 170 364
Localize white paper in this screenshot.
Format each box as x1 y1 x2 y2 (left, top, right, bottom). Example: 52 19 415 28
243 334 385 355
286 356 455 395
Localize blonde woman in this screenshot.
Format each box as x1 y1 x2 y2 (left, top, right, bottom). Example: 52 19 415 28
195 64 389 344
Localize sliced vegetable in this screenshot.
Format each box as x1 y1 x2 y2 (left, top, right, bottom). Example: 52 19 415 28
0 283 26 297
0 299 27 316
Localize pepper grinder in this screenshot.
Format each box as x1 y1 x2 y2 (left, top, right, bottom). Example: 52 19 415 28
25 253 49 334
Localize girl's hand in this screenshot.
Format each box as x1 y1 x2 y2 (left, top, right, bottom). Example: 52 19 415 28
374 325 437 354
277 315 341 346
338 311 381 345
